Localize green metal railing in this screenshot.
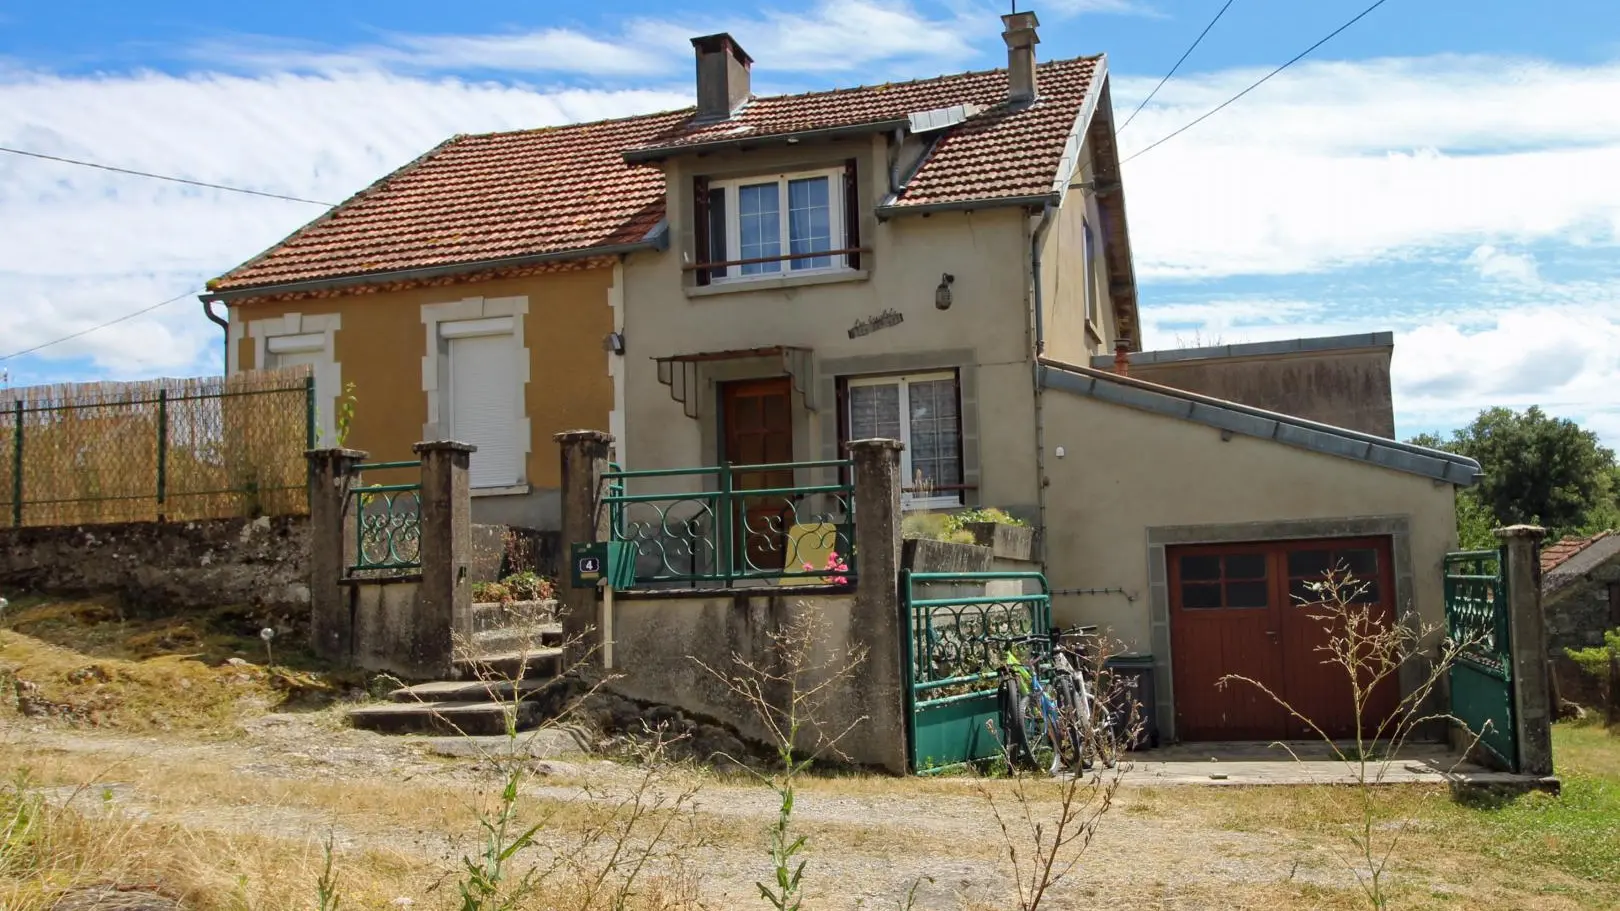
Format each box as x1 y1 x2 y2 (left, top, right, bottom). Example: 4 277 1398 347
1 373 314 527
902 571 1052 773
1444 547 1517 771
603 460 854 587
349 460 423 573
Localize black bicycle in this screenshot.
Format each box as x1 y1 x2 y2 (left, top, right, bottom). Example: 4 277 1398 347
992 627 1117 775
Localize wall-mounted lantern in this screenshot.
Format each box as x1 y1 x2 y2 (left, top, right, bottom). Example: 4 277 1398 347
934 273 955 310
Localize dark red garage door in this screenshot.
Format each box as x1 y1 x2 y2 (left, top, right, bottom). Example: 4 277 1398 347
1168 537 1400 742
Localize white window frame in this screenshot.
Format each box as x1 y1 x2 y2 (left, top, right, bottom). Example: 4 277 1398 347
710 166 850 284
241 312 342 446
1082 218 1100 329
846 370 963 511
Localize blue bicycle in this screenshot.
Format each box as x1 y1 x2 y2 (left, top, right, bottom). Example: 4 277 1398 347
993 627 1115 775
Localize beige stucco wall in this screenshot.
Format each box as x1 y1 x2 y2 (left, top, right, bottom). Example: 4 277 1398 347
1039 389 1460 651
1126 348 1397 438
1039 137 1115 365
619 133 1051 517
228 267 616 529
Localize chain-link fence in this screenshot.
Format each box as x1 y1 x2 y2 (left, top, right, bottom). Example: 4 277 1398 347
0 367 313 527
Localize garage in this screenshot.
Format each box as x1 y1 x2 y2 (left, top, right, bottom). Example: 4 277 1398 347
1168 537 1400 742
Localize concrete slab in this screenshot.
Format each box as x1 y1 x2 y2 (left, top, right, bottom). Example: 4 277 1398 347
419 727 590 760
389 678 552 704
1110 741 1558 791
348 700 539 736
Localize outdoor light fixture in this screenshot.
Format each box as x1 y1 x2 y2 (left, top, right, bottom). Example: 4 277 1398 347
604 331 626 355
934 273 955 310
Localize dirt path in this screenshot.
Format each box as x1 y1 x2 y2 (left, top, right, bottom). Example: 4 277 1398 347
2 711 1399 910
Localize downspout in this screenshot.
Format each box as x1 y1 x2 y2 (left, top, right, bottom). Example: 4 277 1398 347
1029 203 1057 574
202 300 230 375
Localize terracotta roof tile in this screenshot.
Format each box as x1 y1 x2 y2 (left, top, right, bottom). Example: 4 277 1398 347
214 55 1104 293
1541 531 1612 573
213 110 690 291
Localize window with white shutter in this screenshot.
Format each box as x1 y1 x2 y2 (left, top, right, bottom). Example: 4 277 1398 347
447 331 523 488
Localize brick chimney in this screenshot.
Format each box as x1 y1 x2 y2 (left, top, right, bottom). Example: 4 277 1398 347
691 33 753 121
1001 11 1040 104
1113 339 1131 376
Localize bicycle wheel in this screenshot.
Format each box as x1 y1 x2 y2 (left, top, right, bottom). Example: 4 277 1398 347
997 677 1036 769
1051 676 1088 773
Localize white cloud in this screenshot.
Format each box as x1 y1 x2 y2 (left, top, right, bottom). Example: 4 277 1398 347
192 1 983 81
1044 0 1162 17
0 68 688 377
1466 244 1540 286
1116 56 1620 280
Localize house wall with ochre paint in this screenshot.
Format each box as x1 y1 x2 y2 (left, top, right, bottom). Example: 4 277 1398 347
227 266 617 530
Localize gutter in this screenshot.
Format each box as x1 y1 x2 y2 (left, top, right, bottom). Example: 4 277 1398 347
1028 203 1058 575
624 119 911 164
200 231 669 304
875 192 1061 221
202 300 230 374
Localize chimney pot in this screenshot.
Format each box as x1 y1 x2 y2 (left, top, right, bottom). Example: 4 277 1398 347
1001 11 1040 103
691 32 753 121
1113 339 1131 377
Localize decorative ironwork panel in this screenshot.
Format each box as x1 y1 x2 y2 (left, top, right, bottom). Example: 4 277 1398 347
1443 547 1517 772
604 461 854 586
350 478 422 573
901 572 1052 773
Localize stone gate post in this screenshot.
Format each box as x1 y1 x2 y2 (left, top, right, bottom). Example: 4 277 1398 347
1497 524 1553 776
557 430 614 669
415 440 475 678
306 447 367 662
847 438 907 774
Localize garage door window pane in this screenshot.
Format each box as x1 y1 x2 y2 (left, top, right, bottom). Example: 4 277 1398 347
1287 549 1332 580
1338 548 1378 579
1181 582 1222 609
1225 580 1269 608
1224 553 1267 580
1180 555 1221 581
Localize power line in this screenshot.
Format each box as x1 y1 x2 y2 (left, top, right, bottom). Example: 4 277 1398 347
0 146 336 207
0 290 200 362
1122 0 1396 165
1118 0 1238 133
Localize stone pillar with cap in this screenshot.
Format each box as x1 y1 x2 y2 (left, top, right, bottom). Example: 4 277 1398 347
413 440 475 678
306 447 367 663
1497 524 1554 776
557 430 615 668
847 437 908 773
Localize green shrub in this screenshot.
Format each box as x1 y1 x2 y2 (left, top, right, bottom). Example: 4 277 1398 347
1566 629 1620 680
500 571 555 602
902 507 1029 543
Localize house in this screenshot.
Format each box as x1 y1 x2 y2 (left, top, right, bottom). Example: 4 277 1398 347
205 8 1484 745
610 11 1480 743
202 108 689 528
1541 531 1620 707
1091 332 1397 437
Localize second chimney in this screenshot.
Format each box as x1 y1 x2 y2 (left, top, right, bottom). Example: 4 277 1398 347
691 33 753 121
1002 11 1040 104
1113 339 1132 377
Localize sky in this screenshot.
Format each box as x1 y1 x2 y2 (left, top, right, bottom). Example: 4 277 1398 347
2 0 1619 448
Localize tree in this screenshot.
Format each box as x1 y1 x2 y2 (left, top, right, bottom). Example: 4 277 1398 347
1410 407 1620 540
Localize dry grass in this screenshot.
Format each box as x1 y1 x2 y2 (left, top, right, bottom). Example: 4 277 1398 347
0 366 310 526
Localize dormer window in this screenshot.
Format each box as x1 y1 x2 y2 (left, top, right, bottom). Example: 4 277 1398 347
693 160 861 285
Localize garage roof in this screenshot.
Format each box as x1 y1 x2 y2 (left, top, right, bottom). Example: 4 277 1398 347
1038 359 1482 486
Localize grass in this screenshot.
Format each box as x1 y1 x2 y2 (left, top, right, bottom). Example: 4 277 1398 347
1 598 354 735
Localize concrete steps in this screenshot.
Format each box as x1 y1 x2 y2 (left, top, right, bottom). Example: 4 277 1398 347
346 611 565 737
349 699 540 736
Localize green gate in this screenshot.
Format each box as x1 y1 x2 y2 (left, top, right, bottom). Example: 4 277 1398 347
901 571 1051 774
1444 548 1517 771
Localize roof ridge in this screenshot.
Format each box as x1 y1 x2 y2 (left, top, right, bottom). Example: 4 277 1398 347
744 52 1102 107
458 106 696 142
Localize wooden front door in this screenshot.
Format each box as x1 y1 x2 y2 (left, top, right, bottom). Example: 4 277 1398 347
721 378 795 573
1169 537 1400 741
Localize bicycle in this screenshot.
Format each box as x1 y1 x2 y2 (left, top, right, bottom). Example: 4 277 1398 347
991 633 1083 775
993 627 1118 775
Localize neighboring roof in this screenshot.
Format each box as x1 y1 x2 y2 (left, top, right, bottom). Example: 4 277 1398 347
209 110 689 294
1037 358 1482 486
1542 531 1618 575
1089 332 1395 370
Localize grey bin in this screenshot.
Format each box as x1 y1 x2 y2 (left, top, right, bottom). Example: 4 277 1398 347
1101 655 1159 750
